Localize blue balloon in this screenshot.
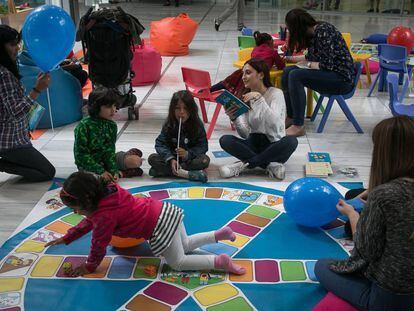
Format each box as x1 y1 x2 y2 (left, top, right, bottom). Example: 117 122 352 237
22 5 75 72
283 178 342 227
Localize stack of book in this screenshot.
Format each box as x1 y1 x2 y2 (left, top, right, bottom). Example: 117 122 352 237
305 152 333 178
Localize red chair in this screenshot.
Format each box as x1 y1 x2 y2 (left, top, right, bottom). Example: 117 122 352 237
181 67 233 139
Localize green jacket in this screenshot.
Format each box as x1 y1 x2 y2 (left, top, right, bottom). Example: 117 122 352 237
74 117 118 176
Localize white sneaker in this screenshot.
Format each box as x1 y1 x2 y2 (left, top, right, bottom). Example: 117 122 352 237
266 162 286 180
219 162 248 178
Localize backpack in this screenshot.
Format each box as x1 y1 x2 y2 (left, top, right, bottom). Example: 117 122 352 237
77 7 144 88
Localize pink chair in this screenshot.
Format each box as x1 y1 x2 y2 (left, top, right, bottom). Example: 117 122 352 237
131 40 162 86
181 67 232 139
313 292 358 311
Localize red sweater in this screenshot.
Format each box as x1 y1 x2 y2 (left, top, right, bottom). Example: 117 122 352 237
251 43 285 70
62 184 163 272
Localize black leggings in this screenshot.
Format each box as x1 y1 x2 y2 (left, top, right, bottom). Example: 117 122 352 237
0 146 55 182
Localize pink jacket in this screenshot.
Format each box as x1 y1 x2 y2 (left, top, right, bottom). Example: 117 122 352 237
251 43 285 70
62 184 162 272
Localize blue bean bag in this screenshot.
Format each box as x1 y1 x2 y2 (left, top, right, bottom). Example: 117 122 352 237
363 33 387 44
18 51 83 129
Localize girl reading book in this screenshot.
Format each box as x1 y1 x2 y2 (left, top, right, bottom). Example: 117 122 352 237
219 58 297 180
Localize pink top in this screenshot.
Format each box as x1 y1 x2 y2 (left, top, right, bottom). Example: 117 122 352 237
251 43 285 70
62 184 163 272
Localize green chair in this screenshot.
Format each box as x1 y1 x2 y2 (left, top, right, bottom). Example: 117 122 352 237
238 36 256 49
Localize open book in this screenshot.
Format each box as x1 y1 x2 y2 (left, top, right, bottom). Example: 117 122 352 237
215 90 251 119
27 102 45 132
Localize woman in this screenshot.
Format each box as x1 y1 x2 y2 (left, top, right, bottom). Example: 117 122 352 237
219 58 298 180
315 116 414 310
282 8 355 136
0 25 55 182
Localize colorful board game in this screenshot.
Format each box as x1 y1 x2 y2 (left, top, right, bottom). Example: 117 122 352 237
0 181 354 311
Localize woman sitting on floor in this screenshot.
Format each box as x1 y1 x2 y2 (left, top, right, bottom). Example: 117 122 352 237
218 58 297 180
315 115 414 310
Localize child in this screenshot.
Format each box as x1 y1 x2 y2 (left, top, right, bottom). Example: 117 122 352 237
74 87 143 182
210 31 285 99
45 171 246 277
148 90 209 182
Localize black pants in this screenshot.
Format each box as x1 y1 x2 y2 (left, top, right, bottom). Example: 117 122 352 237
219 133 298 169
281 66 353 126
0 146 55 182
148 153 210 177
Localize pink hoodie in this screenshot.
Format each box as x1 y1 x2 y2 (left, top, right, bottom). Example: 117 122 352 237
62 184 163 272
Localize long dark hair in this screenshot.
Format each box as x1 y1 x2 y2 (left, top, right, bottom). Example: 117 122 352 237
244 58 272 88
369 115 414 192
0 25 21 78
60 171 107 213
165 90 203 141
285 8 317 53
87 87 122 118
253 31 273 46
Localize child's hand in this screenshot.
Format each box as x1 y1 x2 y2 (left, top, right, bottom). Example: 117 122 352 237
357 189 368 202
67 263 89 277
170 159 179 176
176 147 188 160
242 92 261 103
101 171 115 182
336 199 357 217
45 237 65 247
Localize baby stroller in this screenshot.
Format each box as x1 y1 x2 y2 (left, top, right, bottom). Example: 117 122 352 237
77 6 145 120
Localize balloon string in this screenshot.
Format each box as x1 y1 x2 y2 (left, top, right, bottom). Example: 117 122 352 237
177 117 182 172
46 88 54 133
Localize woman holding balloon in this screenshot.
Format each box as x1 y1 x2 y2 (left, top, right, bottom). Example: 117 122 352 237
0 25 55 182
315 115 414 309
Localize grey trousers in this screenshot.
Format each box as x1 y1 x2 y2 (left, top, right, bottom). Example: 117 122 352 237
216 0 245 27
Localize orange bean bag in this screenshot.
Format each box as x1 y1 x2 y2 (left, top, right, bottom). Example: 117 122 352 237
150 13 198 56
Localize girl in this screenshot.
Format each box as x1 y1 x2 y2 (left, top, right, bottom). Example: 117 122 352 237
0 25 55 182
315 116 414 310
74 87 143 182
219 58 298 180
148 90 209 182
45 171 246 277
282 8 355 137
211 31 285 100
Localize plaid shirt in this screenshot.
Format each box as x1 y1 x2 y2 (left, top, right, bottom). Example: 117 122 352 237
0 65 33 150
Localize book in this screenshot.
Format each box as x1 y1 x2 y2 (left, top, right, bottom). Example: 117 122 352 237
215 90 251 119
27 102 45 132
345 198 365 212
305 162 333 178
308 152 331 163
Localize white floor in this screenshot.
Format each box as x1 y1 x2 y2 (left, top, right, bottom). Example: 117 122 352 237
1 0 414 245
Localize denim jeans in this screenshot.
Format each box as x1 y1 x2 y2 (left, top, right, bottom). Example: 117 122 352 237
219 133 298 169
281 66 353 126
0 145 55 182
315 258 414 310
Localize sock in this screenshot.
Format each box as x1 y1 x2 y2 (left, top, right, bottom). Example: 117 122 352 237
214 254 246 275
177 168 189 179
215 226 236 242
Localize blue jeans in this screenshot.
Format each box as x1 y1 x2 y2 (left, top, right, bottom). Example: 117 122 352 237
281 66 353 126
315 258 414 310
219 133 298 169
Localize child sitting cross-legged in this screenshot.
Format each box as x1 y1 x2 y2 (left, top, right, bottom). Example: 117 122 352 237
148 90 210 182
74 87 143 182
45 171 246 277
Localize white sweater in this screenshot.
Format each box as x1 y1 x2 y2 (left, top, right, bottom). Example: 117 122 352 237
233 87 286 142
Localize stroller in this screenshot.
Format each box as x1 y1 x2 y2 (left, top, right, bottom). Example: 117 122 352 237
77 6 145 120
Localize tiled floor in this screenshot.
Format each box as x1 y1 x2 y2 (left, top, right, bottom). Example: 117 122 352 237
1 0 414 245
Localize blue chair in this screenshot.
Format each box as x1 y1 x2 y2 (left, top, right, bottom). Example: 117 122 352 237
310 62 363 134
387 74 414 117
18 51 83 129
368 44 412 97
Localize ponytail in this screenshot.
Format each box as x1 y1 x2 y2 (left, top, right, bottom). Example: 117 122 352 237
253 31 273 46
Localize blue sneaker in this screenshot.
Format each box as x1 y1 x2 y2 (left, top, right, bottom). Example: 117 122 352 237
188 170 208 183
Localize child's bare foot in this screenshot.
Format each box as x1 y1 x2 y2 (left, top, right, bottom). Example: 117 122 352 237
215 226 236 242
214 254 246 275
